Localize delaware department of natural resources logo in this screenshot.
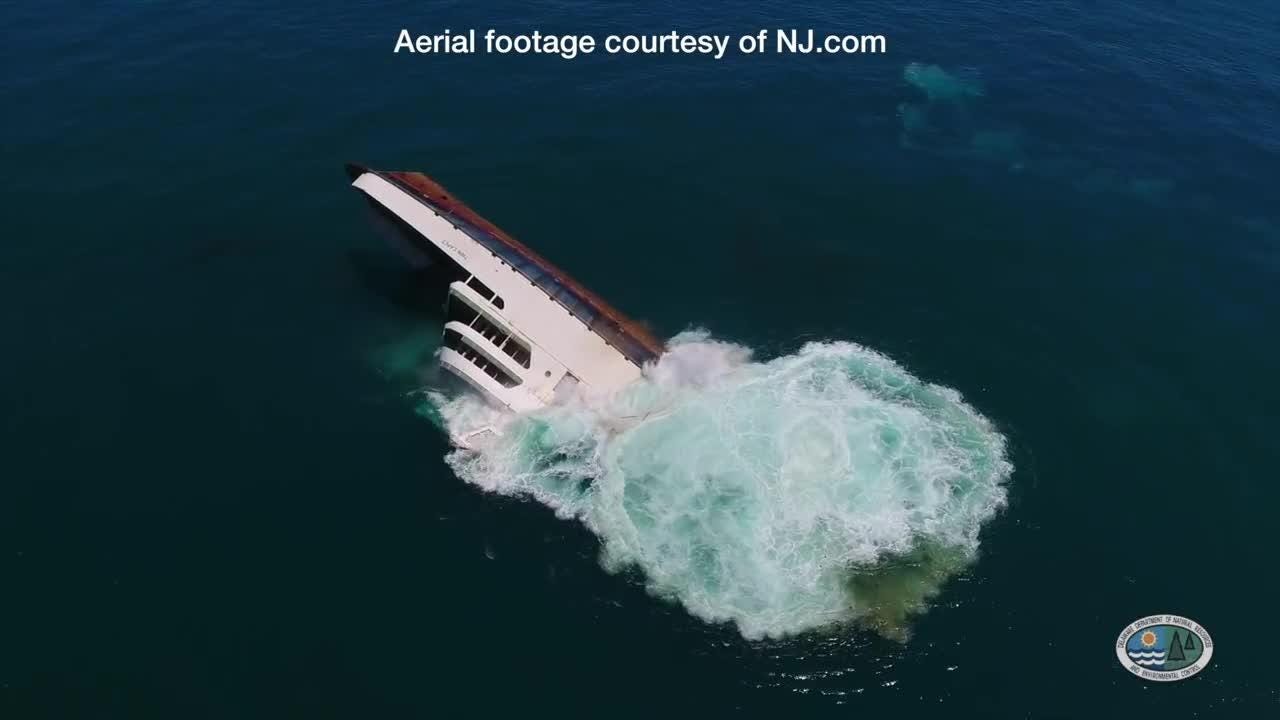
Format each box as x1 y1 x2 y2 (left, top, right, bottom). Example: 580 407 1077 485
1115 614 1214 682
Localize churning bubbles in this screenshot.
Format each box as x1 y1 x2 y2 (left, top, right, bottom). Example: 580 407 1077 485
430 332 1012 640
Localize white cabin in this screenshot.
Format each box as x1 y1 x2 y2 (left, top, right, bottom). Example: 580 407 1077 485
346 165 663 413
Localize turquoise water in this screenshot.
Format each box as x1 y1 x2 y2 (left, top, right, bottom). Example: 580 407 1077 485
436 333 1011 640
3 0 1279 716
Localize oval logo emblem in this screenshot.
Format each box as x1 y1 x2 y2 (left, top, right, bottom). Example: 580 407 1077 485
1116 614 1214 682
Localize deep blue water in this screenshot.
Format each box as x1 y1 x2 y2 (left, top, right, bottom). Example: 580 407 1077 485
3 0 1279 716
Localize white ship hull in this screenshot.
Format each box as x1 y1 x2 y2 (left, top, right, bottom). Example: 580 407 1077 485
346 165 663 415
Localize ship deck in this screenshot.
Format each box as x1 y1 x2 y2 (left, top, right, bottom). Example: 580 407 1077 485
356 166 664 366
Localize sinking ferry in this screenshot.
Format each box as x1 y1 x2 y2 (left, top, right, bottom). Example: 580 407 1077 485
345 164 663 414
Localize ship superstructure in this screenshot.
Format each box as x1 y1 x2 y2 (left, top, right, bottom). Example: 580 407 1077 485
346 164 662 412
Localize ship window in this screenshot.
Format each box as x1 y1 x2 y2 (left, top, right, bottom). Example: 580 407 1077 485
442 326 463 351
467 313 532 368
446 299 479 327
442 328 465 353
381 172 659 366
465 276 505 310
442 329 520 388
449 300 531 369
466 275 492 298
503 341 531 369
470 314 511 347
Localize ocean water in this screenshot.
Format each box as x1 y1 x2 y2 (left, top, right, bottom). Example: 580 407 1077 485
3 0 1279 717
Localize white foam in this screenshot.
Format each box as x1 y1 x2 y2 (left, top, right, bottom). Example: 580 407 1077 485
431 331 1012 639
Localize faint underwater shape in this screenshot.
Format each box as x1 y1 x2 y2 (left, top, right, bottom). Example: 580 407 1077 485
903 62 985 103
1128 177 1176 202
371 324 441 380
969 129 1027 170
898 62 985 154
898 102 933 137
896 102 935 150
896 64 1183 202
1236 215 1275 236
1075 167 1125 195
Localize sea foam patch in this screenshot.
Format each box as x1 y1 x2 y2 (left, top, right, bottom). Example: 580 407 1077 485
430 332 1012 639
